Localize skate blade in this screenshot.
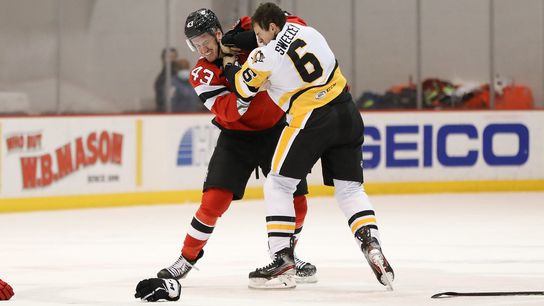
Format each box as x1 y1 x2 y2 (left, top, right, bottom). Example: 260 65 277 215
370 253 394 291
295 274 318 284
248 275 296 289
377 262 394 291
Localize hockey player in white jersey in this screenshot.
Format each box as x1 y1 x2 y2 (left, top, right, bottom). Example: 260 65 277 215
223 2 394 290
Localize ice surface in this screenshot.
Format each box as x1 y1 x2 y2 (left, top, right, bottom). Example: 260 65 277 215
1 192 543 305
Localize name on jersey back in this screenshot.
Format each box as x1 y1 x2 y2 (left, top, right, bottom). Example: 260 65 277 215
275 24 300 55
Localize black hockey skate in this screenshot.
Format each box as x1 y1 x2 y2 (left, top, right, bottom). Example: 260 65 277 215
355 226 394 290
294 256 317 283
248 247 296 289
157 250 204 280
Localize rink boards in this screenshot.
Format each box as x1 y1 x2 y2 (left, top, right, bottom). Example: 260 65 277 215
1 110 543 211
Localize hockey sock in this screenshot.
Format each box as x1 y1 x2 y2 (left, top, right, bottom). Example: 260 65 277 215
264 173 298 254
182 188 233 260
293 195 308 242
334 179 381 243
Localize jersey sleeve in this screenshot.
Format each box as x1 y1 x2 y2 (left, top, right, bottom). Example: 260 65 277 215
238 16 252 30
189 61 251 120
226 47 273 101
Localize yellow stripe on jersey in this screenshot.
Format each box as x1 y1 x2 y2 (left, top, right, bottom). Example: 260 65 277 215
290 111 312 130
286 66 347 122
350 217 377 233
272 126 297 173
267 224 296 231
234 65 271 99
277 82 319 109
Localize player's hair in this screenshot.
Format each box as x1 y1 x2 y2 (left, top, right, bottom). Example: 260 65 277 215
251 2 287 31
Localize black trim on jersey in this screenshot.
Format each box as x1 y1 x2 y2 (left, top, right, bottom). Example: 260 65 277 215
198 88 229 103
347 210 376 226
267 232 293 237
191 217 214 234
224 63 254 102
286 60 339 114
247 84 259 93
294 227 302 234
266 216 296 222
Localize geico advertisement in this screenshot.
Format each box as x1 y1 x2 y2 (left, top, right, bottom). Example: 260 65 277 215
1 117 136 197
144 111 543 191
361 111 542 182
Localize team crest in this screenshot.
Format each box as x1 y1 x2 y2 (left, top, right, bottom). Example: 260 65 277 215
252 50 265 64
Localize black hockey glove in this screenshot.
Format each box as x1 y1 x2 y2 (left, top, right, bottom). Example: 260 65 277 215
134 278 181 302
221 22 258 51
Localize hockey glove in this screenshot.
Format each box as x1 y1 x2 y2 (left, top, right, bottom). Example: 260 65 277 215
0 279 14 300
134 278 181 302
221 21 258 52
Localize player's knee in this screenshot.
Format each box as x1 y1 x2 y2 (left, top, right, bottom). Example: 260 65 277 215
200 188 233 218
334 179 364 202
265 173 299 195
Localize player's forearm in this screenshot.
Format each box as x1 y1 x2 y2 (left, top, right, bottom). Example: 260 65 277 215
223 62 258 102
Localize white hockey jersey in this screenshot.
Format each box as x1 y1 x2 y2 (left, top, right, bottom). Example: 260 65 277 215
232 22 347 128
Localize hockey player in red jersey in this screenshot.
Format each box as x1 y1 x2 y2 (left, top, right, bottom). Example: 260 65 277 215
155 9 316 285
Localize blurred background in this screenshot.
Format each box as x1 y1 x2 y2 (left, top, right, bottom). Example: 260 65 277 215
0 0 542 115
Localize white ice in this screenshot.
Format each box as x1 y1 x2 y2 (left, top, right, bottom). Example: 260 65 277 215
1 192 543 306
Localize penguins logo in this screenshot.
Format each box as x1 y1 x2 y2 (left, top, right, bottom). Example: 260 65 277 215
252 51 265 64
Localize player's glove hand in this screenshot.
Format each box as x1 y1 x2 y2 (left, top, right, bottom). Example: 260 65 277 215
134 278 181 302
0 279 14 301
221 20 258 51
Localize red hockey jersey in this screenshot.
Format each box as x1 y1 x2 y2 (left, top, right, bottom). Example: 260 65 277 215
189 58 283 131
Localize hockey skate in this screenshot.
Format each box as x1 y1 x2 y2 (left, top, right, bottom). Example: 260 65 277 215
157 250 204 280
248 247 296 289
294 256 317 283
355 226 394 290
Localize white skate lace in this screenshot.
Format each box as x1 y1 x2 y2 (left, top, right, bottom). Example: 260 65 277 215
294 257 308 270
167 255 199 277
